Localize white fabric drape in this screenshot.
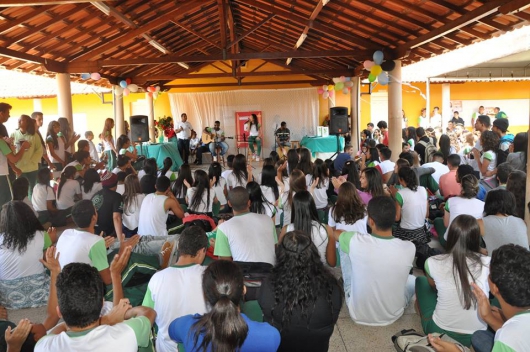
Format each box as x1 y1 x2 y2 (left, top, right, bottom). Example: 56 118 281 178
168 88 319 155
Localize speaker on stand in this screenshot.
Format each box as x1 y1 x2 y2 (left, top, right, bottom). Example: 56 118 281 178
130 115 149 160
329 107 348 159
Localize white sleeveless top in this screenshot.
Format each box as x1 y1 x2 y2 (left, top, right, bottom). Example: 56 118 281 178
138 193 169 237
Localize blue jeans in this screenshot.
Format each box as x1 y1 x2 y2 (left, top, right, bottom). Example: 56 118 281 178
209 141 228 156
471 329 494 352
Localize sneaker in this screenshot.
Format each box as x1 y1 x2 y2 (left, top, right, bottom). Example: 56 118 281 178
213 156 217 162
256 156 260 162
252 154 256 160
160 241 175 269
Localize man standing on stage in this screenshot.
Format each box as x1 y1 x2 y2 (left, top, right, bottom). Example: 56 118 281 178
275 121 291 158
205 120 228 162
175 113 193 164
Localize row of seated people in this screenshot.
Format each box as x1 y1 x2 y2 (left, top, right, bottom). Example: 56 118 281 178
1 143 529 351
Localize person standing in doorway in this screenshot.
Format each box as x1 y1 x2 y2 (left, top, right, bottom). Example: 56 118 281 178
430 107 441 129
245 114 262 161
175 113 193 164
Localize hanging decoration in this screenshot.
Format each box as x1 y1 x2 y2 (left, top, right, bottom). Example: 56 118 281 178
361 50 395 86
316 76 353 97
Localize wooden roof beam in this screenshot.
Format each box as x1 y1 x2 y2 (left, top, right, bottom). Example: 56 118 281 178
217 0 228 52
165 79 326 89
396 0 512 58
0 5 54 35
0 46 65 72
226 14 275 50
66 49 371 72
71 1 205 61
0 0 115 5
238 0 377 49
173 22 221 49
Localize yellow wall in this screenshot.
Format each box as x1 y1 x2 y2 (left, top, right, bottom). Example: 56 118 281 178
324 81 529 134
2 92 172 137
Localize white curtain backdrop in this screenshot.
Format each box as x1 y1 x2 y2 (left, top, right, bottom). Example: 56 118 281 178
168 88 319 155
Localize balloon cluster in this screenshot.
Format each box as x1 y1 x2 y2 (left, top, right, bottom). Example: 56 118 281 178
362 50 395 85
316 76 354 98
81 73 101 81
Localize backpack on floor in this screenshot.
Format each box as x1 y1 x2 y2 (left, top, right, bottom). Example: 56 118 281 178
391 329 469 352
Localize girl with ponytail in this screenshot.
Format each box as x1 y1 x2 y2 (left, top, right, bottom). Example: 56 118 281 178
169 260 280 352
392 166 430 247
56 165 81 212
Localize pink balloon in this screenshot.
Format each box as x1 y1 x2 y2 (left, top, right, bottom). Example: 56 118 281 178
123 88 130 96
340 76 346 82
317 88 324 94
363 60 374 70
90 72 101 80
328 89 334 96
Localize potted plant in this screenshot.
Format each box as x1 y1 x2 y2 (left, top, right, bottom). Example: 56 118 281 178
155 116 176 143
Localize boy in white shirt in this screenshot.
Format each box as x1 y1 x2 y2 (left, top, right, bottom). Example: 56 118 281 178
142 226 208 352
333 196 416 326
34 262 155 352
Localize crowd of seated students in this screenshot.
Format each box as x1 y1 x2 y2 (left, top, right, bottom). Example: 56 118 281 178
0 116 529 352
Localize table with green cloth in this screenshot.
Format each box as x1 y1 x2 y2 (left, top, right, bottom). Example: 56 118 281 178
300 136 345 158
135 142 183 171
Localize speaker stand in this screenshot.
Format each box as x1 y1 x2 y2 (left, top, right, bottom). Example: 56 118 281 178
329 134 341 160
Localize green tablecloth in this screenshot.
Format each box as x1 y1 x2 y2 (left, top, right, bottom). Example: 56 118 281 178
300 136 345 156
135 142 182 171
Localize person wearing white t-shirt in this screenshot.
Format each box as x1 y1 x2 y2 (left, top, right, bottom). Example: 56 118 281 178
443 174 484 245
34 262 156 352
333 196 416 326
185 170 217 215
175 113 193 164
305 158 329 210
376 147 395 183
430 107 442 129
214 187 277 265
56 166 81 212
226 154 253 189
467 114 490 172
391 166 429 246
416 215 490 347
472 130 498 187
0 138 30 208
421 152 449 186
138 176 184 237
142 226 208 352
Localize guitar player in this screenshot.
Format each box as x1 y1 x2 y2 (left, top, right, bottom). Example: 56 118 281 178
195 120 228 164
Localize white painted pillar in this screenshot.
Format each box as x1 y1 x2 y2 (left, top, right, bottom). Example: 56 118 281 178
56 73 73 129
388 60 402 161
147 93 155 142
442 83 451 130
328 90 336 109
113 86 125 137
526 124 530 239
350 77 360 149
33 99 42 112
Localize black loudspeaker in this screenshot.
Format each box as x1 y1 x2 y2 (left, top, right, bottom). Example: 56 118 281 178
130 115 149 142
329 107 349 135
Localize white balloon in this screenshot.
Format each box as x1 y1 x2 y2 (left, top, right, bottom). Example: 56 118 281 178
155 86 161 92
322 91 329 99
332 77 340 83
127 84 139 93
345 81 353 87
114 86 124 95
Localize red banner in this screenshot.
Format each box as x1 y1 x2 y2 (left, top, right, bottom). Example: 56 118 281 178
235 111 262 148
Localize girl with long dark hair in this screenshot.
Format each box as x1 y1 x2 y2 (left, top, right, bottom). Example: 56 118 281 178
286 148 299 174
340 159 361 189
358 167 386 204
209 162 228 212
438 134 453 164
138 157 157 181
245 114 262 161
278 169 307 227
392 166 430 246
101 117 118 171
307 158 329 210
32 168 64 226
0 201 57 308
258 231 342 352
406 126 417 148
280 191 333 265
506 170 527 220
56 166 80 212
169 260 281 352
186 169 216 215
116 134 138 162
172 163 193 202
46 120 66 170
227 154 252 189
81 168 102 200
247 181 276 220
472 130 499 186
415 215 490 346
360 147 380 171
261 165 279 205
296 148 313 175
158 157 177 181
122 174 146 237
507 132 527 171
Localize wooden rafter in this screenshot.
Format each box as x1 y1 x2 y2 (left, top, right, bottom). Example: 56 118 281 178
0 46 65 72
226 13 274 50
0 0 115 6
164 79 325 89
173 22 221 49
71 1 205 61
217 0 228 51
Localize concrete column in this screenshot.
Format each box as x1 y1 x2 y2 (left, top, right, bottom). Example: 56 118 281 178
442 83 451 130
350 77 360 149
147 93 155 142
328 90 336 109
113 86 125 137
388 60 402 161
426 78 431 126
33 99 42 112
526 124 530 240
56 73 73 128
